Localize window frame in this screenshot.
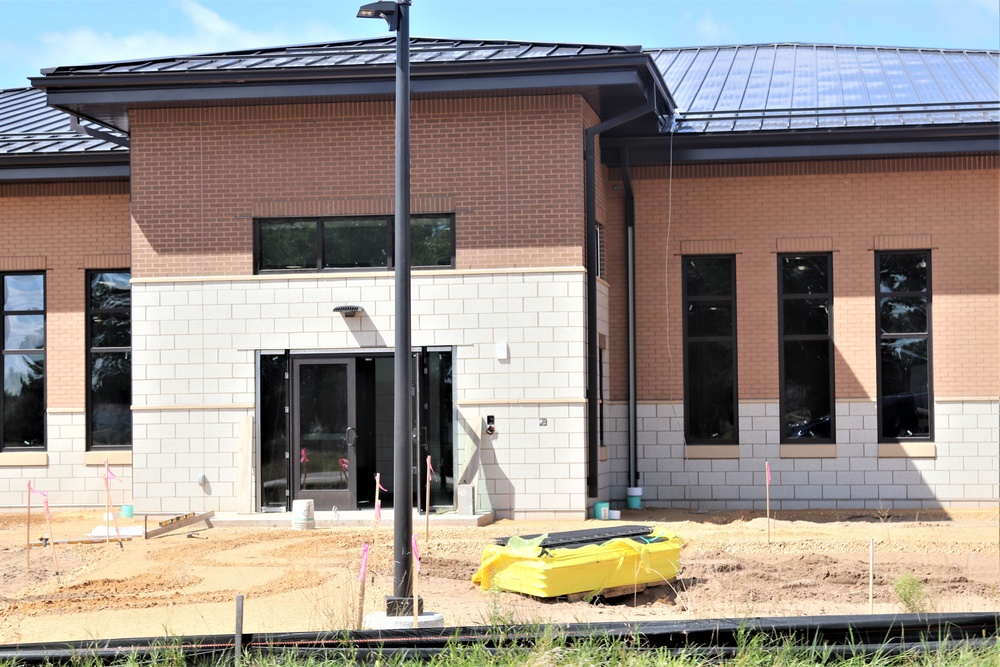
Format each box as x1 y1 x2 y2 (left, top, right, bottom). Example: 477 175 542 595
86 269 132 451
778 253 835 444
682 254 739 445
875 250 934 443
1 271 46 451
253 214 456 274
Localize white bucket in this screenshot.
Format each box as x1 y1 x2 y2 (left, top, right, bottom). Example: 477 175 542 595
291 499 315 530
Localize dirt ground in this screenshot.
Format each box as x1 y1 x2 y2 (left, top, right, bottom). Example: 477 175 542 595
1 508 998 645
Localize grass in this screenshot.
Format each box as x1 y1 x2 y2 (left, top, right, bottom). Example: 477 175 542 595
894 572 931 614
2 631 996 667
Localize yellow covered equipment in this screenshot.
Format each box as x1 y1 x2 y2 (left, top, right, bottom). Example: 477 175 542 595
472 526 682 599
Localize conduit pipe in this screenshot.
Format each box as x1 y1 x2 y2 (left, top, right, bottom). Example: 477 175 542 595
620 148 638 488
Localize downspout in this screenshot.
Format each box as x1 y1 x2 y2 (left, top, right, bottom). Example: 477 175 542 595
584 98 656 498
621 148 638 488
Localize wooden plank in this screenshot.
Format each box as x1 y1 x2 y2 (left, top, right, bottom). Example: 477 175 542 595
144 511 214 539
562 583 647 602
29 537 133 547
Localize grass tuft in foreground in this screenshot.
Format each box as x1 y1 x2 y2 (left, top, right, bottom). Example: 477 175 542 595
1 632 996 666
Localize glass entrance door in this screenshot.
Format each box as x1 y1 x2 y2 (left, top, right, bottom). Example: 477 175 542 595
291 358 357 511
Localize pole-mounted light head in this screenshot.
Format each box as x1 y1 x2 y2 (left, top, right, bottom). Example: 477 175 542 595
357 1 404 31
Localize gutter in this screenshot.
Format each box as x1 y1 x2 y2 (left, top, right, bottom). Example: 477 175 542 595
584 88 665 497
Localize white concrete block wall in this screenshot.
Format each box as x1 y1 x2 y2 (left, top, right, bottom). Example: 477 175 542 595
618 399 1000 511
132 269 591 516
0 411 134 509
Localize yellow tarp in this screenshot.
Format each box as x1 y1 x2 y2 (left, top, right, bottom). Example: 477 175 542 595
472 527 682 598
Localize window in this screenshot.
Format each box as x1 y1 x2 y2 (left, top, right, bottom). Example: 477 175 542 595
876 252 932 441
255 215 455 273
87 271 132 449
2 273 45 450
779 254 834 442
683 256 737 444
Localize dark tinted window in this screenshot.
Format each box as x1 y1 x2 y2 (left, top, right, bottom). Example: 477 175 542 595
2 273 45 450
683 256 737 444
779 254 834 442
88 271 132 449
877 252 932 440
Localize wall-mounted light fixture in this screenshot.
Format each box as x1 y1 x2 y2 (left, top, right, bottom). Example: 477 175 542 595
334 305 365 318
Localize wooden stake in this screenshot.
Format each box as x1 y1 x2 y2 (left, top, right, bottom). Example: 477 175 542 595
425 456 432 546
44 502 59 576
25 483 31 568
412 534 420 629
412 562 419 629
357 542 369 630
868 538 874 614
765 461 771 545
103 474 124 549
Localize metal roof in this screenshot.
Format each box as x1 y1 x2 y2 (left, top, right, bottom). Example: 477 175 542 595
648 44 999 133
0 87 127 155
39 38 641 77
34 37 667 136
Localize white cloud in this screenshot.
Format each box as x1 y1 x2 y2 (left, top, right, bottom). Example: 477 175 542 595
694 10 735 44
36 0 344 70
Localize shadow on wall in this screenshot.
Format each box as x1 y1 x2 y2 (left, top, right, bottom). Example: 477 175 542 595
457 413 512 515
342 311 386 348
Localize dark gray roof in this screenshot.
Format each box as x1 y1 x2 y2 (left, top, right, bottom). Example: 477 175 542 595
34 37 667 136
0 87 129 181
40 37 641 77
0 87 126 155
649 44 999 133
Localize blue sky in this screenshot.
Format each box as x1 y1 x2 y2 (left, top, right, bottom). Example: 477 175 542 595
1 0 997 90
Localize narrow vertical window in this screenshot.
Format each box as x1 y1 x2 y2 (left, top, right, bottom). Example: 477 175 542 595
876 252 932 441
2 273 45 449
87 271 132 449
779 254 834 442
683 256 737 444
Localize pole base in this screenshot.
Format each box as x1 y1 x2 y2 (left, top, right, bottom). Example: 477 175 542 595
364 610 444 630
385 595 423 616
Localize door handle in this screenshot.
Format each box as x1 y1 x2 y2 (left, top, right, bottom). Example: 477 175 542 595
346 426 357 446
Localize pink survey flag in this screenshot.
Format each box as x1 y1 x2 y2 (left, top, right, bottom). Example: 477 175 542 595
359 543 370 582
426 456 435 480
104 459 121 483
29 482 51 521
374 499 382 522
300 448 309 464
766 461 771 485
411 534 421 573
376 474 387 493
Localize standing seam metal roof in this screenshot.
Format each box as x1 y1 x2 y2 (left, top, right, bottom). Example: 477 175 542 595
0 88 126 155
39 38 641 77
22 38 1000 142
648 43 999 133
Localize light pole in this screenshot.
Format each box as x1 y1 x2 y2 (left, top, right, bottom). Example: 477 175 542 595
357 0 416 617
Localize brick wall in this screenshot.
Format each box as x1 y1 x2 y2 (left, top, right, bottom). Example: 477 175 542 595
130 95 594 278
0 181 130 409
611 156 999 403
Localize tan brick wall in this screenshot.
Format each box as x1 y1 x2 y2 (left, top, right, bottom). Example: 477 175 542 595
0 181 130 409
130 95 594 278
610 156 999 403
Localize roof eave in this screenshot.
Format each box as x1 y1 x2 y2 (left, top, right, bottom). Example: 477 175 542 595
32 53 674 134
602 123 1000 165
0 151 130 182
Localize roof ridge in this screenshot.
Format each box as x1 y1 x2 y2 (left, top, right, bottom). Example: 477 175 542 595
645 42 1000 54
